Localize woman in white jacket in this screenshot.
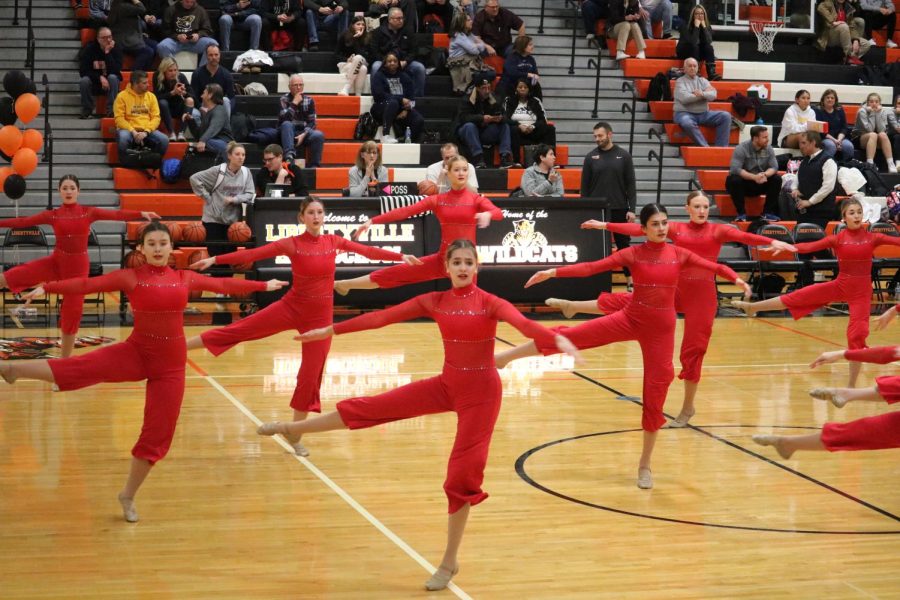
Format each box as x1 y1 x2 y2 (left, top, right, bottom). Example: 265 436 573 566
778 89 816 149
853 92 900 173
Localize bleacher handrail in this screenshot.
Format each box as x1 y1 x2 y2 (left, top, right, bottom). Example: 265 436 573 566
42 74 52 210
565 0 578 75
13 0 19 25
620 81 638 155
587 44 603 119
647 127 665 204
24 0 35 80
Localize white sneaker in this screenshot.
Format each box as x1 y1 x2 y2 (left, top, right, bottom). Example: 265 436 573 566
615 51 628 60
888 39 898 48
869 38 878 46
382 135 398 143
636 51 646 59
337 84 350 96
168 132 176 141
176 132 186 141
889 162 898 174
895 160 900 170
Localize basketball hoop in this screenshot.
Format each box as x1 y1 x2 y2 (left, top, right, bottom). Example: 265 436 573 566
750 21 784 54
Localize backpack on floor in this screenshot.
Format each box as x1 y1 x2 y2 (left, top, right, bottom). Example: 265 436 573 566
646 72 672 102
120 145 162 170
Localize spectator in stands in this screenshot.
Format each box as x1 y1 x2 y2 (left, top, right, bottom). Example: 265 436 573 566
191 45 235 116
278 74 326 166
155 57 193 141
370 52 425 143
815 0 871 64
370 8 426 98
348 141 389 196
113 69 169 157
78 26 123 120
814 88 855 160
725 125 782 222
859 0 896 47
502 78 556 162
368 0 418 33
789 0 812 29
424 142 479 192
417 0 454 32
89 0 112 26
218 0 264 52
498 35 541 99
582 0 610 45
639 0 673 40
581 121 637 289
473 0 525 57
892 95 900 170
852 92 900 173
608 0 647 60
140 0 165 41
336 16 371 96
108 0 158 71
447 11 487 95
778 89 816 149
672 58 730 147
255 143 310 196
158 0 218 66
261 0 306 51
676 4 720 80
520 144 564 197
305 0 349 51
452 73 518 169
778 131 838 226
183 83 234 162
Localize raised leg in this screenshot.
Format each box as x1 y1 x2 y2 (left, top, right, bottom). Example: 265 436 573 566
257 410 348 437
810 385 881 408
1 359 55 384
752 432 825 459
494 340 539 369
544 298 601 319
732 296 787 317
334 274 378 296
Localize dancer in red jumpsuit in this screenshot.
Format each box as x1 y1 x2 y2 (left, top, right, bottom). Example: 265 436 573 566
494 204 751 490
754 330 900 457
733 198 900 387
333 156 502 295
187 197 421 457
257 239 580 592
0 222 286 523
543 191 794 426
0 174 158 357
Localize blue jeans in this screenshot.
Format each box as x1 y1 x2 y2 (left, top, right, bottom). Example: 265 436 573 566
278 121 325 166
116 128 169 156
457 122 511 161
157 36 219 66
582 0 608 35
641 0 673 39
79 74 119 114
823 137 855 160
124 39 157 71
218 14 262 51
371 99 424 140
674 110 731 147
371 60 426 98
305 10 349 43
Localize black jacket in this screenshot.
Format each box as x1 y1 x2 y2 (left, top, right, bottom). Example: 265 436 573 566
370 22 415 62
255 162 309 196
79 41 124 86
501 95 548 125
606 0 643 28
451 88 504 137
108 0 148 50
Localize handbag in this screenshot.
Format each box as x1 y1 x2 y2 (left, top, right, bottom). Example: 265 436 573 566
180 146 218 179
120 144 162 170
266 51 303 74
270 28 293 51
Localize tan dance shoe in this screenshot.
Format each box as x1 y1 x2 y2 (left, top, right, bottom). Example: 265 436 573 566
809 388 848 408
118 493 139 523
637 467 653 489
425 565 459 591
752 434 795 459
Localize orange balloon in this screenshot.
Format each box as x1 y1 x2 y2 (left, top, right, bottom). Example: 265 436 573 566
21 129 43 152
0 166 13 189
15 93 41 124
0 125 23 156
12 147 38 176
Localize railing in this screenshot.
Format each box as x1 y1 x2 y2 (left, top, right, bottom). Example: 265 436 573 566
620 81 638 155
587 45 603 119
24 0 35 81
538 0 546 33
565 0 578 75
42 74 52 210
13 0 19 25
647 127 665 205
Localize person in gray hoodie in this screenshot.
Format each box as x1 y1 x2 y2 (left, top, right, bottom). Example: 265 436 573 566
673 58 730 147
852 92 900 172
519 143 564 196
183 83 233 162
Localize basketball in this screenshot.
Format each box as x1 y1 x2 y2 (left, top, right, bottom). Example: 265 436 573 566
227 221 252 242
166 222 182 243
181 222 206 242
418 180 438 196
124 250 146 268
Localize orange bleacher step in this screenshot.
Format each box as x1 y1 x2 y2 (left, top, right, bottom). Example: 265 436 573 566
649 101 753 122
636 80 772 101
607 39 676 58
697 170 729 191
120 193 203 216
621 58 722 79
664 123 740 145
681 146 734 167
506 168 581 191
114 168 191 191
714 194 765 217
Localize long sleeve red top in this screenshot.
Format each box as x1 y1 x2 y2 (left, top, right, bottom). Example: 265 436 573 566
370 188 503 251
212 232 405 302
845 346 900 364
793 227 900 279
333 284 556 371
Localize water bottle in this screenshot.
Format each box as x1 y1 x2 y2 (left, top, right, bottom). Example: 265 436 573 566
756 117 764 125
404 126 412 144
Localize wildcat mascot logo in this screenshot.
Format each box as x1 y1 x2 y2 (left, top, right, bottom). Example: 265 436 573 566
502 219 548 248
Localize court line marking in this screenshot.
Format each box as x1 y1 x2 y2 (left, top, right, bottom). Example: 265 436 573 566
185 359 473 600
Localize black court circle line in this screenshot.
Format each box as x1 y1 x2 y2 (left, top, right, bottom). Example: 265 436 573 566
494 335 900 526
515 427 900 535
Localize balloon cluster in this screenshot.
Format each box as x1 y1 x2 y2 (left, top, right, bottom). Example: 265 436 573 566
0 70 42 201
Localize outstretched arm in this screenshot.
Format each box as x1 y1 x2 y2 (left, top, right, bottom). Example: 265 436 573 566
811 345 900 368
874 303 899 331
330 294 430 336
38 269 137 296
88 207 160 222
335 236 412 263
719 225 798 253
195 238 291 268
0 210 54 229
679 247 752 296
353 196 438 240
186 271 276 295
491 296 584 364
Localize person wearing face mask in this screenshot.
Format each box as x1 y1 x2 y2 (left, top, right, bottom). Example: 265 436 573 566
1 222 285 524
495 203 750 490
186 197 418 457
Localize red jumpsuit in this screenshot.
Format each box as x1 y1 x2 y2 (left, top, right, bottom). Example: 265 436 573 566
331 284 557 513
0 204 144 334
200 232 405 412
44 265 267 463
821 345 900 451
787 227 900 350
367 188 503 288
534 242 740 432
602 221 777 382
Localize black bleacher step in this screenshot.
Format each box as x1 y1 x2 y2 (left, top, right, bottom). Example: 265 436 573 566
297 166 511 191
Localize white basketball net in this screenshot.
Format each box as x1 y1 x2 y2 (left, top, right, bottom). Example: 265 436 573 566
750 21 784 54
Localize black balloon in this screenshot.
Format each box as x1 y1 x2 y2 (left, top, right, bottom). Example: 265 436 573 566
0 97 15 126
4 174 26 199
2 71 31 100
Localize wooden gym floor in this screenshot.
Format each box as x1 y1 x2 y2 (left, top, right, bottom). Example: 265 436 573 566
1 308 899 599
